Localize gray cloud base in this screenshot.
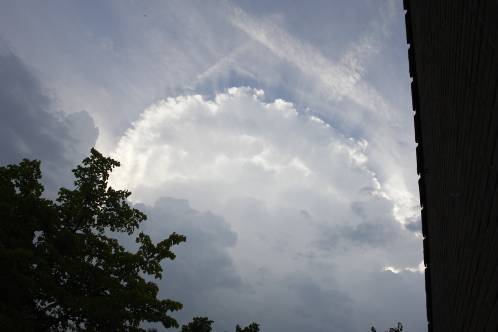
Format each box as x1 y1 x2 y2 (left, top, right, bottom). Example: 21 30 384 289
0 46 98 196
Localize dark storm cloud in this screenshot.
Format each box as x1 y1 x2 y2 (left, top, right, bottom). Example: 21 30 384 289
123 196 424 332
282 276 356 332
405 216 422 233
144 197 241 292
342 222 394 247
315 222 396 251
362 269 427 332
134 198 359 332
0 46 98 194
135 197 243 328
314 199 401 251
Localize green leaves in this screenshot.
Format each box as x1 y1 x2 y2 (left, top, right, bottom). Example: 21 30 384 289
180 317 261 332
136 232 187 279
0 148 186 331
181 316 214 332
236 323 260 332
57 148 146 236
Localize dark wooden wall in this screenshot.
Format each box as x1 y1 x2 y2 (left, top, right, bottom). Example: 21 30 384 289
404 1 498 331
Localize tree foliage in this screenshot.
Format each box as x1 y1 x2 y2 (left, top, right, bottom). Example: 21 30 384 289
181 316 214 332
235 322 260 332
180 317 260 332
371 322 403 332
0 148 186 331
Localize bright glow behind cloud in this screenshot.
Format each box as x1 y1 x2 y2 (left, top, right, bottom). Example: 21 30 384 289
110 87 373 209
223 2 420 231
110 87 420 278
109 87 424 330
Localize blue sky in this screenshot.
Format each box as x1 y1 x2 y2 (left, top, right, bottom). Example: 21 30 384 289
0 1 425 331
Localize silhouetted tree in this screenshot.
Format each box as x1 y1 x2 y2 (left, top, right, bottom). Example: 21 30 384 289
0 149 186 331
371 322 403 332
181 316 214 332
236 322 260 332
181 317 261 332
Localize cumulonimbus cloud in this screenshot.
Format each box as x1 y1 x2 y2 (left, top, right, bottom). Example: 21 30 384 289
109 87 425 331
110 86 420 274
110 87 374 212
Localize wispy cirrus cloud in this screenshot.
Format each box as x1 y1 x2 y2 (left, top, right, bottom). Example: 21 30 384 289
226 1 395 111
223 2 420 231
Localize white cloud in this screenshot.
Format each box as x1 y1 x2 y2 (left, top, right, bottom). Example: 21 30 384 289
384 261 425 274
110 87 373 215
109 87 424 330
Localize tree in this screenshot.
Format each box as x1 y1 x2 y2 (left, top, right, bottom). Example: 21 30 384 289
181 316 214 332
0 148 186 331
181 317 260 332
236 322 260 332
371 322 403 332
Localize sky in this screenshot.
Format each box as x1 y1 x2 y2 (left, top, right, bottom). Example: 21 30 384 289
0 1 426 331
